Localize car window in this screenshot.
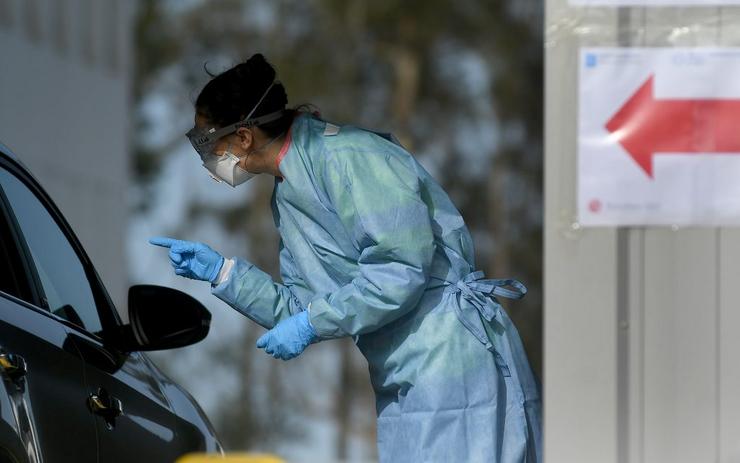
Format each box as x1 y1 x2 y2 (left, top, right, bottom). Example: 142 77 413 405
0 168 103 335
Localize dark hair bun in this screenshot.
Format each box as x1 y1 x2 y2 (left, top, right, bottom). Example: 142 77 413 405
195 53 289 134
231 54 275 88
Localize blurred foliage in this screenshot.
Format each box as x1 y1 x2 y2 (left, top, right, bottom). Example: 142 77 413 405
132 0 542 458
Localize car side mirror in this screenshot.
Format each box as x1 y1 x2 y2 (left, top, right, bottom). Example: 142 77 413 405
115 285 212 352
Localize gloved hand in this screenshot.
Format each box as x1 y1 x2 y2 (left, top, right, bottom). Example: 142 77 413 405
149 237 224 284
256 310 319 360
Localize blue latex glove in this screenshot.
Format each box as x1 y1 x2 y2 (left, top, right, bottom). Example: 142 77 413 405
256 310 318 360
149 237 224 284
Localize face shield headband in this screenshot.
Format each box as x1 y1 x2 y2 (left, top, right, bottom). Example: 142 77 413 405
186 80 284 158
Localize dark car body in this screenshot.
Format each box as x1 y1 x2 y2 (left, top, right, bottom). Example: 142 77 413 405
0 142 223 462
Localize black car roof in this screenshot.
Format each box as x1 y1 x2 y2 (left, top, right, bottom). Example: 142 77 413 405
0 140 45 189
0 140 17 162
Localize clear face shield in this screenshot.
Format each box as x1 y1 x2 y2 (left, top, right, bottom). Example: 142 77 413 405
186 81 284 186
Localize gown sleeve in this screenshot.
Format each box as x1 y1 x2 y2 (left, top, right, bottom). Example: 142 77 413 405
210 238 309 329
308 134 435 339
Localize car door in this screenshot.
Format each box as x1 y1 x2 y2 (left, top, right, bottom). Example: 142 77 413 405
0 164 97 463
0 160 203 462
69 333 203 462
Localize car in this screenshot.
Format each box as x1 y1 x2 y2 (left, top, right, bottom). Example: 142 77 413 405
0 141 223 462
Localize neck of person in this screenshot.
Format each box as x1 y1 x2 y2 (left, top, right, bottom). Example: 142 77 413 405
251 131 286 178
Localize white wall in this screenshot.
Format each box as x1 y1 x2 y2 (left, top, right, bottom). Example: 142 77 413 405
0 0 132 313
545 2 740 462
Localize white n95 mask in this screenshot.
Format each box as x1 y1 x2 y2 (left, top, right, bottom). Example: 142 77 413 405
201 151 256 187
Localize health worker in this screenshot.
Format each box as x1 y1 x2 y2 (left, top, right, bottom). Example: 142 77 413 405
150 53 541 463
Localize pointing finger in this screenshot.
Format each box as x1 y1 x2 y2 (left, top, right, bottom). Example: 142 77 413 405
149 237 178 248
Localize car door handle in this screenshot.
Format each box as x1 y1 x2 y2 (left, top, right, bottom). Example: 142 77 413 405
0 352 27 380
87 387 123 427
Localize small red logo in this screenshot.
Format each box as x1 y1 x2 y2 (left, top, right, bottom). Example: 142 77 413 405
589 199 602 213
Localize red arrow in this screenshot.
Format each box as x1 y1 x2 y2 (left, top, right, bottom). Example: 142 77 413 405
605 74 740 178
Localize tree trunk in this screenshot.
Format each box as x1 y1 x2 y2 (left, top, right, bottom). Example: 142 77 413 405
335 338 353 459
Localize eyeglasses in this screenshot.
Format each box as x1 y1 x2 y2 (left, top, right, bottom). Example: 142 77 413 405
185 79 283 158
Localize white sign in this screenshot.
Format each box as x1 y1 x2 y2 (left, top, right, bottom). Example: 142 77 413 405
571 0 740 5
579 48 740 226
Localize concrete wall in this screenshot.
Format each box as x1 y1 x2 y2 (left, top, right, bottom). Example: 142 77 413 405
0 0 132 313
545 2 740 462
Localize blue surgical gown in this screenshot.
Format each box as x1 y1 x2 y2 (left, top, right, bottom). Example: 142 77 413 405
212 113 542 462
